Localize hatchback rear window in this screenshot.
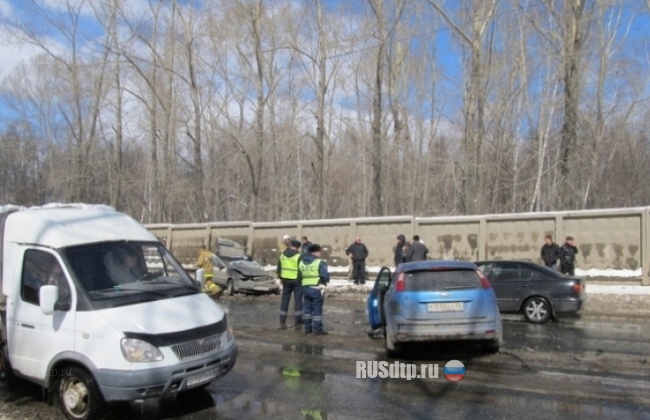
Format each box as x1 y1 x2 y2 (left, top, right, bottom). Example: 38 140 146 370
403 269 481 291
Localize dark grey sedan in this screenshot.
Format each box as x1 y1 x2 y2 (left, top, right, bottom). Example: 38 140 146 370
474 260 586 323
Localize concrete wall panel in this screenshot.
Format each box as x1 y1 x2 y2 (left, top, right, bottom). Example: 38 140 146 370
485 218 556 263
564 215 641 270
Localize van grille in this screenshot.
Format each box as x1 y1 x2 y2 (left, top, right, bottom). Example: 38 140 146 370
171 334 222 360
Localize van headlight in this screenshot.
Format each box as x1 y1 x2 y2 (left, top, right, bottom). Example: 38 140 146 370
120 338 164 362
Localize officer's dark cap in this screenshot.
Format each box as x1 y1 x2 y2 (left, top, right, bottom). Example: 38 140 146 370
308 243 322 253
290 239 302 248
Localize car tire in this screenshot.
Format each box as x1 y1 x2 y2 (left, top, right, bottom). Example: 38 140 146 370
57 366 106 420
384 327 403 358
523 297 552 323
227 279 235 296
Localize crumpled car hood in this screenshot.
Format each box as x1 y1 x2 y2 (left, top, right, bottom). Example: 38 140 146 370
229 261 271 278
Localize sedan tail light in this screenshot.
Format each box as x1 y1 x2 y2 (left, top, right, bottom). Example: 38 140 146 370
477 271 492 289
395 272 405 292
572 283 584 294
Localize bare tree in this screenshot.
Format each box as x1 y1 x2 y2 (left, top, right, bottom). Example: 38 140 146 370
427 0 498 214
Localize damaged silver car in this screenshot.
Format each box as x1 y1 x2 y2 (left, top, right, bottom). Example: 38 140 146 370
213 254 279 295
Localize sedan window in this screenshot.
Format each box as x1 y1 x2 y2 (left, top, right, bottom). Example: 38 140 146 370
491 262 521 281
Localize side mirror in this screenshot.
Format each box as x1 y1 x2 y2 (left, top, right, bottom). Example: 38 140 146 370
196 268 205 288
39 285 59 315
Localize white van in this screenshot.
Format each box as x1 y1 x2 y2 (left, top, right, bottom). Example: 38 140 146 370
0 204 237 419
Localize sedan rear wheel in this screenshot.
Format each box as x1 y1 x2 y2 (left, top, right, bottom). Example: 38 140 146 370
523 297 552 323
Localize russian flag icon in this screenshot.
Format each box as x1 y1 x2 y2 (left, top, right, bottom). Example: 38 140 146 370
444 360 465 382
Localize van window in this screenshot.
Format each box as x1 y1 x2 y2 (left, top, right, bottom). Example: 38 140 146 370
63 241 198 308
21 250 55 305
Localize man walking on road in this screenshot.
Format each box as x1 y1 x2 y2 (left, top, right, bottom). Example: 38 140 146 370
346 236 369 285
299 244 330 335
277 240 303 330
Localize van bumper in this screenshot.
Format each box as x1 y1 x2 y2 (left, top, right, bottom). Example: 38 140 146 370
95 342 238 401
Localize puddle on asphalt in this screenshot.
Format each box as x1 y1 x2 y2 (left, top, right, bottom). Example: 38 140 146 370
162 361 648 420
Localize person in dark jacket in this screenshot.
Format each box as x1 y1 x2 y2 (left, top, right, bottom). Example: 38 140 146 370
300 236 312 255
277 240 303 330
409 235 429 261
540 235 561 270
559 236 579 276
346 236 369 285
394 234 410 267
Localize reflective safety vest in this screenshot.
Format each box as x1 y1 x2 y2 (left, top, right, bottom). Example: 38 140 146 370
299 259 322 286
279 253 301 280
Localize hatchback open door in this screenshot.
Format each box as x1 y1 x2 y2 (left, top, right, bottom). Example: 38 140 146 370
367 267 392 329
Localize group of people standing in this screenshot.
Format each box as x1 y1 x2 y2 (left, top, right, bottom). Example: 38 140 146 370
394 234 429 266
540 235 579 275
277 236 330 335
342 234 431 286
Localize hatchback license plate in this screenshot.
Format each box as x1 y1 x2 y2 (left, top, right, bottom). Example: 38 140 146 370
428 302 464 312
187 368 219 387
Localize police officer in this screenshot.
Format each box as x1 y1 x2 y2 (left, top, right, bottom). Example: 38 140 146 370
299 243 330 335
277 239 303 330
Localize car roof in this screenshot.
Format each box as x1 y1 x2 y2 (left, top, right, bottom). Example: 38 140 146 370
398 260 477 272
475 260 537 266
3 204 155 249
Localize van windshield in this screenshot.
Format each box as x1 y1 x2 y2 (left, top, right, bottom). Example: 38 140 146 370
63 241 199 306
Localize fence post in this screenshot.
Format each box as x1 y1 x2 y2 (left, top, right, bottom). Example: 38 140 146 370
640 207 650 286
479 217 487 261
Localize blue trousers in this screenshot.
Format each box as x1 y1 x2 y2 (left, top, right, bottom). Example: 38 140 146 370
279 280 303 324
303 286 324 332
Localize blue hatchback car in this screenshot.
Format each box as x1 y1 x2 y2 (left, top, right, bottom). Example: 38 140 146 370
367 260 503 357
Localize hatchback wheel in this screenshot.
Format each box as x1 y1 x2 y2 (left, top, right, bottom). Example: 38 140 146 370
523 297 552 323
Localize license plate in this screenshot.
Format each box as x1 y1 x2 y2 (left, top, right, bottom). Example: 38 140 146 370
187 368 219 387
254 286 270 291
427 302 464 312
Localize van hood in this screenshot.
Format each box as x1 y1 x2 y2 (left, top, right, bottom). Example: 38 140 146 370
96 294 224 335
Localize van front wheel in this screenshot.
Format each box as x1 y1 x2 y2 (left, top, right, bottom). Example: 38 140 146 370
58 366 106 420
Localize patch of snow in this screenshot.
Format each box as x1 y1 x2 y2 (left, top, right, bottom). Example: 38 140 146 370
575 268 641 278
584 285 650 295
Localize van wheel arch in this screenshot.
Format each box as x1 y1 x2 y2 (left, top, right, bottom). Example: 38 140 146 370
54 364 107 420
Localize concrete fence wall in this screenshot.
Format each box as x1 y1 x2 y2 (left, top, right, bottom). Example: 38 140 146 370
146 207 650 285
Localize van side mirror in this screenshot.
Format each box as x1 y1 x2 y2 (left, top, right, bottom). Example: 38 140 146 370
39 285 59 315
195 268 205 288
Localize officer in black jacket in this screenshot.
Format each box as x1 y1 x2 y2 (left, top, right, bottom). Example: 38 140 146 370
540 235 561 270
559 236 579 276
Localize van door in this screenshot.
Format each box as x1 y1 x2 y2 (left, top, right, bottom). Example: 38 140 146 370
8 249 75 381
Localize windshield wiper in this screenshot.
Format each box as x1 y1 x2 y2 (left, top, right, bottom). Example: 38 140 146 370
111 298 158 308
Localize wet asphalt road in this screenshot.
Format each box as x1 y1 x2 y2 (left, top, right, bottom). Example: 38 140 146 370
2 295 650 419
